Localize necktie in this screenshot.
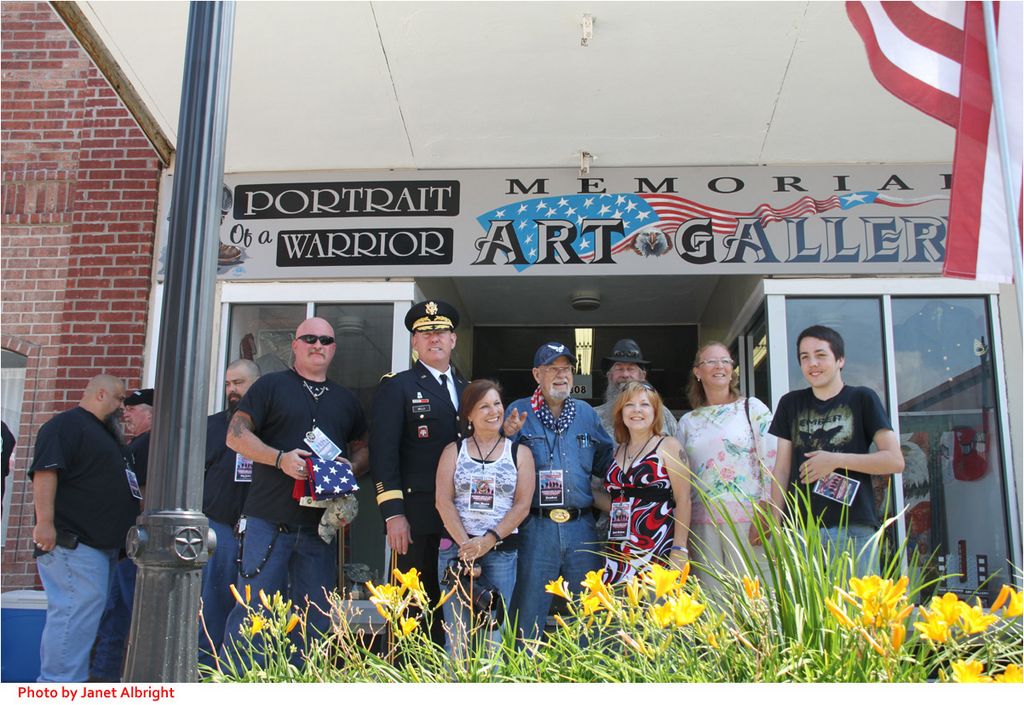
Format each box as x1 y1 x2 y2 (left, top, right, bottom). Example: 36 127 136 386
439 373 448 390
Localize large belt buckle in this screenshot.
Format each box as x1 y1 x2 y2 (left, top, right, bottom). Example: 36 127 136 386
549 508 571 524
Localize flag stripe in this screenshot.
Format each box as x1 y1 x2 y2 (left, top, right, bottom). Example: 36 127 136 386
847 1 962 127
881 1 964 63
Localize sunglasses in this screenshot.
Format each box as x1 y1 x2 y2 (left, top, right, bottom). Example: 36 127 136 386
297 334 336 345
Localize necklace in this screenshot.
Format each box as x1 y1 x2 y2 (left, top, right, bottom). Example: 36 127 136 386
622 434 655 468
471 434 504 469
302 380 327 401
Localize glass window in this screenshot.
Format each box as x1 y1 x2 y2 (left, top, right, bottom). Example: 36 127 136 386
892 297 1010 603
226 304 307 376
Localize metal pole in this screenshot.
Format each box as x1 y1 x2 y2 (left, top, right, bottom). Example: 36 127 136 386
123 1 235 682
982 0 1023 332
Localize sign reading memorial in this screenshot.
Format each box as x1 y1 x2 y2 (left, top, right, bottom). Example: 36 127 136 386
155 164 952 280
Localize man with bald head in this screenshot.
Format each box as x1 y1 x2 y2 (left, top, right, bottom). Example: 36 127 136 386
198 358 260 667
30 374 139 682
221 319 367 661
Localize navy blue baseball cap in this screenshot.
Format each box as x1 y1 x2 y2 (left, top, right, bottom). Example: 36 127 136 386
124 388 154 406
533 342 577 367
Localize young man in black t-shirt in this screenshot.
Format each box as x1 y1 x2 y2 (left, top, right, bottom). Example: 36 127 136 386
220 318 368 664
768 325 904 577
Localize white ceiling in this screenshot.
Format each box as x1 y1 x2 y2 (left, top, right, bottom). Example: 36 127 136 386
81 0 955 173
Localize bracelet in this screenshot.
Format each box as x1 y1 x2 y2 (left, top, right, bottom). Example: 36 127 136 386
670 545 688 553
484 528 503 545
274 450 283 469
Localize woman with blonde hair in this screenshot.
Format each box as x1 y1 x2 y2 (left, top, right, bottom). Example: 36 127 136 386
674 341 777 597
593 381 690 584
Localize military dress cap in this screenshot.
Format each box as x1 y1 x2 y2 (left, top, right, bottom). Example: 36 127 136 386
124 388 155 406
533 341 577 367
601 338 650 372
404 300 459 333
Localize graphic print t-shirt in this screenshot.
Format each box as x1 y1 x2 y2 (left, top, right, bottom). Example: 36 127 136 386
769 385 891 528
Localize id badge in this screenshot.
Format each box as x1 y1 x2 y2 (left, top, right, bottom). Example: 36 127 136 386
234 454 253 483
812 472 861 506
305 426 342 461
125 465 143 500
608 496 632 541
538 468 565 506
469 472 496 512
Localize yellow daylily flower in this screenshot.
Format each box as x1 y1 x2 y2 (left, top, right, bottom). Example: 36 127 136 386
645 563 682 599
400 616 418 636
244 584 251 604
706 631 719 649
229 583 246 607
553 614 570 630
825 598 857 630
959 602 999 634
435 584 459 609
849 575 909 629
990 584 1012 611
392 566 425 596
667 593 705 626
259 589 272 611
648 601 675 628
625 575 644 607
890 623 906 651
580 569 607 595
285 614 301 634
994 664 1023 683
950 660 993 683
678 560 691 587
913 610 951 643
1001 587 1023 618
741 575 761 601
545 577 572 601
580 592 606 617
929 592 964 626
249 614 267 637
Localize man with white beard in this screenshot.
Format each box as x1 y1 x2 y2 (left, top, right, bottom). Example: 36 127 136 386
593 339 676 437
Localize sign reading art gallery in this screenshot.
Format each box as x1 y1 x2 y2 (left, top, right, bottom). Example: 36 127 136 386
154 164 953 280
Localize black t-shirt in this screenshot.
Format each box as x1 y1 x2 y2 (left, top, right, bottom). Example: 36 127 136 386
768 385 892 529
239 369 367 527
129 431 150 487
28 406 140 549
203 410 251 526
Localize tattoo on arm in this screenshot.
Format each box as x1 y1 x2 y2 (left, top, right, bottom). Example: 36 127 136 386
229 413 254 439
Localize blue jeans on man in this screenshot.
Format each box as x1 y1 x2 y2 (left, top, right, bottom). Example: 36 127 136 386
89 557 137 681
820 523 880 578
219 516 337 668
198 518 239 669
35 544 118 682
437 542 517 654
510 513 601 640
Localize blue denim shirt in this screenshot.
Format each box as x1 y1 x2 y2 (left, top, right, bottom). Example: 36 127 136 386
505 398 614 510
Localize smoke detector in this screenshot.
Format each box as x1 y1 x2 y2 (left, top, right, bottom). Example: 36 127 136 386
570 291 601 311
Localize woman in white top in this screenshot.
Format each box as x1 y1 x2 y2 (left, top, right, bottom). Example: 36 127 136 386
674 341 778 598
435 379 534 654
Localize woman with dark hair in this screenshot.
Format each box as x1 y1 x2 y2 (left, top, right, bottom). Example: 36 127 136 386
674 341 777 597
593 380 691 584
435 379 534 652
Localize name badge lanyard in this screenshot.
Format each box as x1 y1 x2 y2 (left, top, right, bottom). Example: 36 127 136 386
538 426 568 506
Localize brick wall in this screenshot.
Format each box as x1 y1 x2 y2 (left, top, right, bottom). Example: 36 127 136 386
1 1 162 589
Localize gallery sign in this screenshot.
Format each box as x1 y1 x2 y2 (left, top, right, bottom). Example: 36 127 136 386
155 164 953 280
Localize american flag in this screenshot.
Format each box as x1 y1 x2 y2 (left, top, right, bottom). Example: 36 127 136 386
298 457 358 501
475 190 948 269
848 1 1022 282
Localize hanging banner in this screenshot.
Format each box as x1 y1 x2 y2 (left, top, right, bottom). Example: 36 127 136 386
155 164 952 280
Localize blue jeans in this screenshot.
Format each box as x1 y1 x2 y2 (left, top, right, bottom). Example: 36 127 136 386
820 523 880 578
35 544 118 682
510 513 601 640
198 518 239 669
437 543 517 655
89 557 137 681
219 516 337 668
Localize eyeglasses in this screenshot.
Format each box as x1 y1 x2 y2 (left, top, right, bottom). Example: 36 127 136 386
542 365 573 376
297 334 336 345
698 357 734 368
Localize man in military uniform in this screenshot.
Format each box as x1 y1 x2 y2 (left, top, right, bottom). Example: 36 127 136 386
370 299 467 644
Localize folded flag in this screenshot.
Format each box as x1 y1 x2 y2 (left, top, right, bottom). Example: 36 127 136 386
292 457 359 501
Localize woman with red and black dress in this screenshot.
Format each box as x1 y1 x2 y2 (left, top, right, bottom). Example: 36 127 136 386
593 381 691 584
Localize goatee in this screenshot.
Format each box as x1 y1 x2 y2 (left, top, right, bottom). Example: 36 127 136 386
105 410 127 446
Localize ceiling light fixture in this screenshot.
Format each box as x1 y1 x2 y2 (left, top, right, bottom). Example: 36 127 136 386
570 290 600 311
579 150 593 177
580 14 594 47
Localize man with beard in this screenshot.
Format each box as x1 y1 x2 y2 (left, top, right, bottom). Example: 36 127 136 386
30 374 138 682
503 342 613 640
198 359 260 667
90 388 154 681
593 339 676 437
221 318 367 663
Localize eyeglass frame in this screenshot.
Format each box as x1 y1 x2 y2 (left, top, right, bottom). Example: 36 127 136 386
697 357 735 368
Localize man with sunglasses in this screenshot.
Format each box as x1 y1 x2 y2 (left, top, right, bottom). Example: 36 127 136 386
369 299 467 646
221 317 368 664
502 342 613 640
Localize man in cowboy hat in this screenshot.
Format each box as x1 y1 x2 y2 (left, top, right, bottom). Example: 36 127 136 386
593 339 676 437
369 299 468 645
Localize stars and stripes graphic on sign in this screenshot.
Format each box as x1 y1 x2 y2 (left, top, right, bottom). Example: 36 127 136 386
847 1 1022 282
474 190 949 270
